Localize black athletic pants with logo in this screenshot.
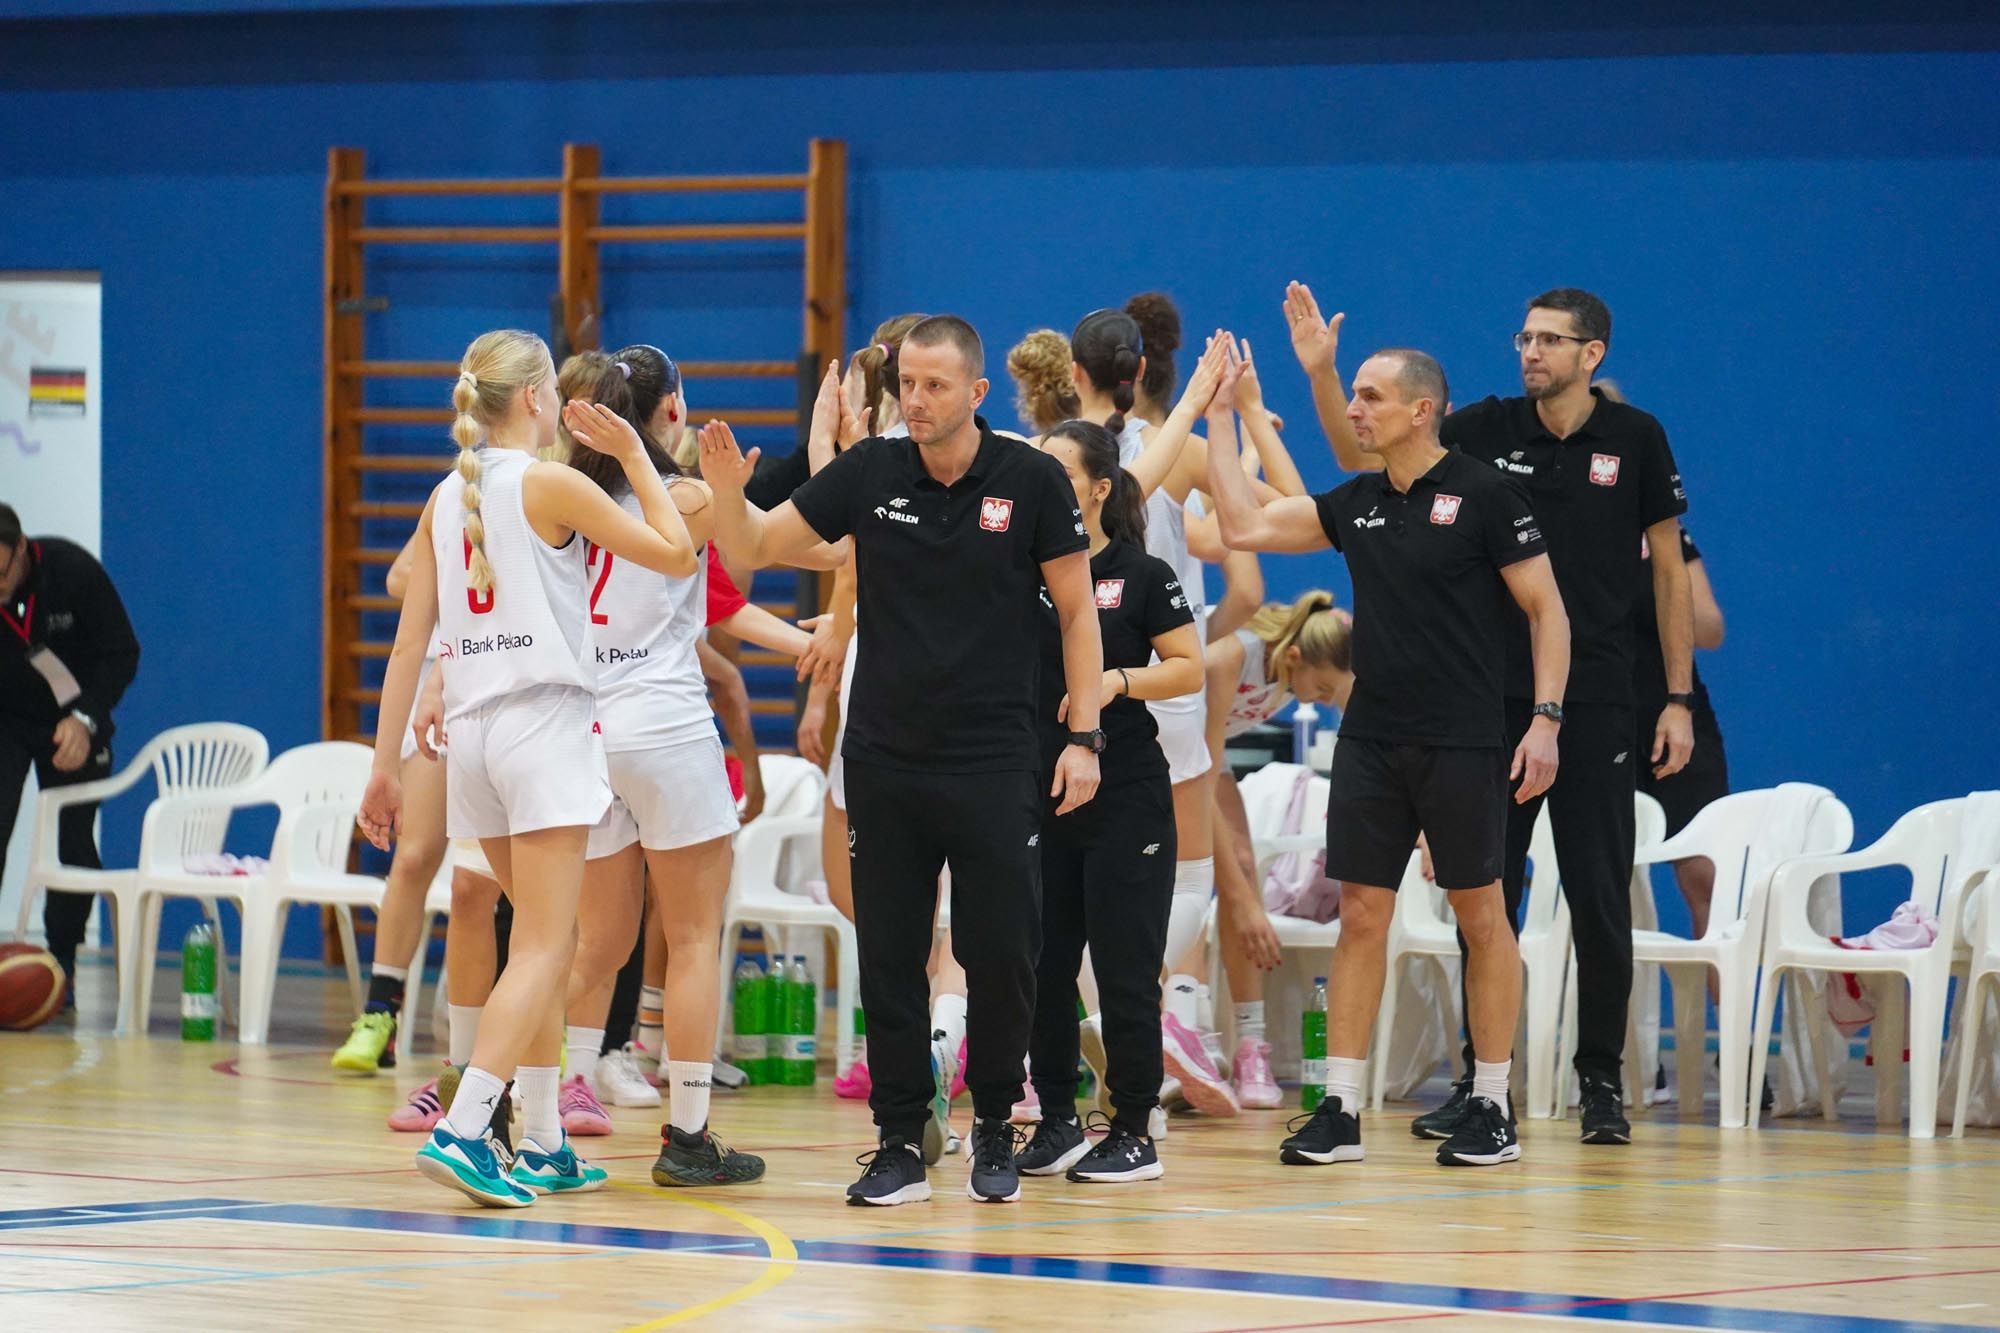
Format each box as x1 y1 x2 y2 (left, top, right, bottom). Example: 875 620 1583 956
1458 699 1637 1085
1030 772 1175 1130
0 729 114 982
845 759 1043 1142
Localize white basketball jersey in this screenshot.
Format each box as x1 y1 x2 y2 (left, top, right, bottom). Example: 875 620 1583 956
588 485 713 751
1224 628 1290 738
430 447 595 719
1118 419 1209 614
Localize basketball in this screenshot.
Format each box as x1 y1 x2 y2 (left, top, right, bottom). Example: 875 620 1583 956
0 943 66 1032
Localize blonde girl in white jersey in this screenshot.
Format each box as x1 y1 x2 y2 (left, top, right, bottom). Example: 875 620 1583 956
358 328 697 1209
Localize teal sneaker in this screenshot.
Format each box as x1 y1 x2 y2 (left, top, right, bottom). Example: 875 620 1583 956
510 1134 610 1195
416 1128 535 1208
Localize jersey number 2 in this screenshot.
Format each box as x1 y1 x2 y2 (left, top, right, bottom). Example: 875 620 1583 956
462 536 494 615
585 543 614 625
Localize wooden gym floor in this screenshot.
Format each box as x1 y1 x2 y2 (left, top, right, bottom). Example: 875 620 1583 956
3 956 1997 1332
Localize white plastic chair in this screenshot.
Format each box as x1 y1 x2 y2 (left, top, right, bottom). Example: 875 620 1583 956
1369 855 1458 1110
395 858 456 1068
715 755 858 1072
1211 764 1342 993
175 742 379 1046
16 722 269 1035
1751 792 2000 1138
1630 784 1851 1129
1950 866 2000 1137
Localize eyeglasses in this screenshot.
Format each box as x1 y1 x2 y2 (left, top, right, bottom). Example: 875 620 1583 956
1513 331 1593 353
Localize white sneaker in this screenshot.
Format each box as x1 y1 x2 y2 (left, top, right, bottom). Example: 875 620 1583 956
712 1056 749 1090
1149 1106 1169 1140
594 1044 663 1109
1200 1026 1231 1080
1079 1014 1111 1117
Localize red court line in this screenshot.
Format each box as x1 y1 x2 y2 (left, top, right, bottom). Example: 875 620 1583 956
1086 1242 2000 1260
1214 1264 2000 1331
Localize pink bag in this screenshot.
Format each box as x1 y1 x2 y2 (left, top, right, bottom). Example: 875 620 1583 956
1262 768 1341 923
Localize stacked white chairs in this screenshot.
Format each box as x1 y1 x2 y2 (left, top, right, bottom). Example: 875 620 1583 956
1949 858 2000 1137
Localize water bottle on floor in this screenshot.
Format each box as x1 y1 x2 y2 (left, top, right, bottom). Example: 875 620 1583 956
731 960 767 1085
1300 975 1328 1110
181 921 218 1042
758 959 787 1086
783 956 818 1086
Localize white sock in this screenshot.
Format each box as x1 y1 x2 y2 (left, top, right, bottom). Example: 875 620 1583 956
637 985 665 1061
440 1065 506 1140
1234 1001 1265 1044
373 962 407 983
447 1004 483 1066
667 1060 713 1135
1195 983 1216 1033
1326 1056 1366 1114
1164 973 1200 1030
930 992 968 1051
516 1065 561 1151
1164 858 1213 970
1473 1059 1511 1107
566 1026 604 1084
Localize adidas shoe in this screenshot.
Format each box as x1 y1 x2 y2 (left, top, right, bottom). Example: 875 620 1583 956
510 1134 609 1195
416 1127 535 1207
387 1073 445 1132
966 1116 1024 1203
1013 1112 1088 1176
652 1124 766 1187
331 1009 396 1074
1067 1119 1162 1183
1436 1094 1521 1167
1411 1077 1473 1141
846 1138 929 1207
1279 1096 1364 1166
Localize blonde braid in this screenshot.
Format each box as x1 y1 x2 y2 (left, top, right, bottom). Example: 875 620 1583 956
451 368 495 595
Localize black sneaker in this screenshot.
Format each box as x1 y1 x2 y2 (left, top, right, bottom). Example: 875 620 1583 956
1067 1118 1161 1183
846 1138 930 1207
652 1124 766 1187
966 1116 1023 1202
1436 1095 1520 1167
1411 1078 1472 1140
1578 1074 1632 1145
1014 1113 1088 1176
1279 1096 1363 1165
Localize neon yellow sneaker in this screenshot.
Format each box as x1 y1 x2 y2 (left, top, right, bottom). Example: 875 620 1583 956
331 1010 397 1073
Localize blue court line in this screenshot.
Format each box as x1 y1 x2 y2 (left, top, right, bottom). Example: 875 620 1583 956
0 1199 1983 1332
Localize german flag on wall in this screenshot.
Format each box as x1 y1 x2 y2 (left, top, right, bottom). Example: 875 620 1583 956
29 366 86 418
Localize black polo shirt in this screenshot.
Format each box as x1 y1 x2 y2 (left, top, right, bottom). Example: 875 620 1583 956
1313 450 1547 748
2 537 141 756
1034 538 1194 786
1632 526 1717 728
1442 389 1687 705
792 417 1089 773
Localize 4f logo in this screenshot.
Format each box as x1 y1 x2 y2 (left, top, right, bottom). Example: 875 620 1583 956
1589 453 1621 486
979 497 1014 532
1094 579 1125 609
1430 494 1462 525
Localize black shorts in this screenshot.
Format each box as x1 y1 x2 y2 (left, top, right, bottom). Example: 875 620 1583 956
1637 714 1730 837
1324 738 1507 891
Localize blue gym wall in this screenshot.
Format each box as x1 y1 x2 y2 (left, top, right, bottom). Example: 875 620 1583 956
2 3 1996 959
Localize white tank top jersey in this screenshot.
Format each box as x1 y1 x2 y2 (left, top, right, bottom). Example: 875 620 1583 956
1118 418 1208 614
1224 627 1290 738
588 485 713 751
430 447 596 719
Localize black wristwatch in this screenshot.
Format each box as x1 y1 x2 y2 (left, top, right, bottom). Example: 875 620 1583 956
1664 692 1696 709
1531 702 1564 725
1065 729 1107 755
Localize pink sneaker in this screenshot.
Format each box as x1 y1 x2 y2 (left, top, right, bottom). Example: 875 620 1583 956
559 1073 613 1136
952 1037 968 1101
835 1059 873 1100
1232 1038 1283 1109
1161 1013 1239 1117
387 1075 444 1132
629 1035 665 1086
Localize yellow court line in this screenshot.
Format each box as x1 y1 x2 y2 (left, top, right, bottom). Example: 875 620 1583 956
607 1182 798 1331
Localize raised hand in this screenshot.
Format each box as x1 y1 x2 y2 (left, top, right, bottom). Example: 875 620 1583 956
1211 331 1247 413
1177 331 1230 417
1283 280 1345 378
697 419 760 493
1233 338 1267 413
563 399 643 459
807 360 842 472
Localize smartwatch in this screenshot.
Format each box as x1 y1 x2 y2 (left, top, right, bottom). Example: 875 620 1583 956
1531 702 1564 725
1665 692 1696 709
69 709 99 736
1065 729 1108 755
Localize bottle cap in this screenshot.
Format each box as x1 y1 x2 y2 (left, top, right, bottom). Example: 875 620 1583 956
1313 976 1328 985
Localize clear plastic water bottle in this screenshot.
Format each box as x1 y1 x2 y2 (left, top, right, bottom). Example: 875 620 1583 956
783 956 818 1086
1292 703 1318 765
1300 975 1328 1110
758 959 787 1085
731 960 766 1085
181 921 218 1042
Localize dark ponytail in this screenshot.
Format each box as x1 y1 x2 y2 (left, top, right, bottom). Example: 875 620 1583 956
608 344 685 478
1070 308 1144 440
558 350 679 494
1046 418 1146 547
1123 291 1183 407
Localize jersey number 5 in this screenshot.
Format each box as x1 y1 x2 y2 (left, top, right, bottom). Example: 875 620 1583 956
463 536 494 615
585 543 614 625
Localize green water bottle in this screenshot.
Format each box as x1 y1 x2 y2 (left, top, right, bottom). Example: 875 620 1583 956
758 959 787 1085
1300 975 1328 1110
783 956 818 1086
731 960 767 1085
181 921 218 1041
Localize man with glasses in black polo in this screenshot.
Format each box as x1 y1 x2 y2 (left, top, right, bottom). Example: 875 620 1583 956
1285 284 1692 1146
0 502 142 1004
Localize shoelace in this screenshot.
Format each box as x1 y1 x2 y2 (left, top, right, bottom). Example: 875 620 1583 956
559 1081 605 1115
1026 1114 1083 1154
972 1120 1026 1171
1080 1112 1146 1160
853 1142 920 1177
1285 1099 1347 1137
